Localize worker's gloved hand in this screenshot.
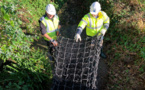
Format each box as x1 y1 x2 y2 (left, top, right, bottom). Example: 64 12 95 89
101 29 107 36
50 39 58 46
74 34 81 42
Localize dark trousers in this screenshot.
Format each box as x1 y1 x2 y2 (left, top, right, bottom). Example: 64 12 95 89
45 40 55 56
45 40 55 75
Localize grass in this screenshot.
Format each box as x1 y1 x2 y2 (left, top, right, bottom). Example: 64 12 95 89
104 0 145 89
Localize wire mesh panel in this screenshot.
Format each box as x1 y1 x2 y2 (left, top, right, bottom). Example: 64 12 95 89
51 35 102 90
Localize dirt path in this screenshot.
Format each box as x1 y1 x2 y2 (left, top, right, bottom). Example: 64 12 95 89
58 0 108 89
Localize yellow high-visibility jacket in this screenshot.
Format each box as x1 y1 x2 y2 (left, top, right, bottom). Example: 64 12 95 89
40 15 59 41
78 11 110 36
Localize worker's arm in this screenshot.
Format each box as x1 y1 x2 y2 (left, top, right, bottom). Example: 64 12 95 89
101 11 110 36
57 25 61 36
103 12 110 30
76 15 88 35
40 22 58 46
74 15 88 42
43 33 58 46
56 15 61 36
43 33 52 41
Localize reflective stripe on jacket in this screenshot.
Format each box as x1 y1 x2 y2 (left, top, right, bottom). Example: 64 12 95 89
78 11 110 36
39 15 59 41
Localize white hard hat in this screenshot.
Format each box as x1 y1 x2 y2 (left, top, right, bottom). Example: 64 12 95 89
46 4 56 15
90 2 101 15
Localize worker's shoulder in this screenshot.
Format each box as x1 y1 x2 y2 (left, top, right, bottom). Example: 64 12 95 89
54 14 59 19
100 11 108 16
84 13 90 16
100 11 106 14
82 13 91 18
39 14 47 22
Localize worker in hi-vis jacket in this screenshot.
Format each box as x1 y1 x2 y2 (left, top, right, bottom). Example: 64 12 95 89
74 1 110 58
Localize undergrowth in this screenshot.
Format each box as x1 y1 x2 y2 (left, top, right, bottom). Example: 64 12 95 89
0 0 64 89
104 0 145 89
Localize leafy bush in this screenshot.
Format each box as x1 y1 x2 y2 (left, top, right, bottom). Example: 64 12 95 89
0 49 52 89
0 0 54 89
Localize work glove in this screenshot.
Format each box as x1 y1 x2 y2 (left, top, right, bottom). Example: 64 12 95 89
101 29 107 36
50 39 58 46
74 34 81 42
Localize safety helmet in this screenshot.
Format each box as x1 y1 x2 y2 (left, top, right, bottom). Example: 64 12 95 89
90 2 101 15
46 4 56 15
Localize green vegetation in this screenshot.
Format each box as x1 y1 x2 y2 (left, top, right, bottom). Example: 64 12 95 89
0 0 66 89
0 0 145 89
104 0 145 89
